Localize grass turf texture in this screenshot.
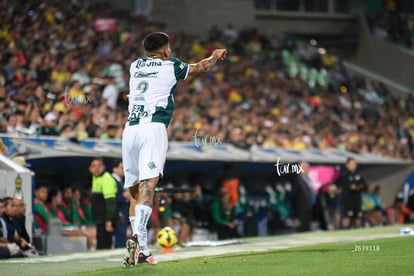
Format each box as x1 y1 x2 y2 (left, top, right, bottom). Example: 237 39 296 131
68 235 413 276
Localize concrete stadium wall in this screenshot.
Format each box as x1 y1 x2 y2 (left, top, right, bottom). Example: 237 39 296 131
255 11 357 35
150 0 255 33
356 7 414 90
150 0 357 36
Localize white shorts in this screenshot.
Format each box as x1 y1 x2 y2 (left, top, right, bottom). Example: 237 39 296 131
122 122 168 188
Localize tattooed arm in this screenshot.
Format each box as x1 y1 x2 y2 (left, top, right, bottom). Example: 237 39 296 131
188 49 227 75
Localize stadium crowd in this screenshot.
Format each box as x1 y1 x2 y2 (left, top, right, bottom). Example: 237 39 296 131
0 0 413 160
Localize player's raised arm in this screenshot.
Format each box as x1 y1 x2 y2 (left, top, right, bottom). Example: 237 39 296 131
188 49 227 75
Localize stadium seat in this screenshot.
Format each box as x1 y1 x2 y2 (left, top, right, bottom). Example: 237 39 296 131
35 218 88 255
46 235 87 255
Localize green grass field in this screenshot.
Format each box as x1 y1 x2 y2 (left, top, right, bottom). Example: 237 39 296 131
68 235 414 276
2 225 413 276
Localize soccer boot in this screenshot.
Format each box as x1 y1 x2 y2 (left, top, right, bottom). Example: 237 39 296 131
137 251 158 265
123 235 138 267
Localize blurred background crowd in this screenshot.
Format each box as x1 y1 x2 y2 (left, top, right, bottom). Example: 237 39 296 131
0 0 413 160
1 0 414 259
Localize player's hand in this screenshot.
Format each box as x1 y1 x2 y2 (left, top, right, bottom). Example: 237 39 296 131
7 243 20 256
20 239 28 248
213 49 227 61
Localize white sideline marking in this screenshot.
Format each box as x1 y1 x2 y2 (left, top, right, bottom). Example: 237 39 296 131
2 249 125 264
1 233 401 264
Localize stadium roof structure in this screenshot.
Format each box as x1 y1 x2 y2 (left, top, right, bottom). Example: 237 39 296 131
0 135 412 166
0 152 33 173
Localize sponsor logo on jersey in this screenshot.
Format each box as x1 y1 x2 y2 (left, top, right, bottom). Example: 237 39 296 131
147 161 157 169
134 71 159 78
133 96 145 101
135 59 162 68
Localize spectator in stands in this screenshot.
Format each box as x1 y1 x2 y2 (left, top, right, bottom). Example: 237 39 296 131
0 0 412 163
6 113 18 136
68 80 85 105
100 124 121 140
71 63 91 87
336 158 368 229
209 187 238 240
102 75 119 111
38 112 60 136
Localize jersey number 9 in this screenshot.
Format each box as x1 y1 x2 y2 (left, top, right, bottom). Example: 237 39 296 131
137 81 148 93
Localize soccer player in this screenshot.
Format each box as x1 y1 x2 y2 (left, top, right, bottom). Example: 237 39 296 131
122 32 226 266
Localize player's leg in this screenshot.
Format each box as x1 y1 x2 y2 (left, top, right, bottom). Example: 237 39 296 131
342 217 350 229
122 197 139 266
353 208 363 228
128 196 137 236
122 126 140 267
121 185 139 267
135 176 159 264
341 208 352 229
134 123 168 265
178 218 191 244
342 199 357 229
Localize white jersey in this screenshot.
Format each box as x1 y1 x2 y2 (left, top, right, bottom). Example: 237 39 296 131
127 57 189 127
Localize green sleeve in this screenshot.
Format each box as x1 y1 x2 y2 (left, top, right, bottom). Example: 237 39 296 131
209 198 228 225
34 202 50 222
170 57 189 80
71 199 83 226
57 204 72 223
81 202 94 225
